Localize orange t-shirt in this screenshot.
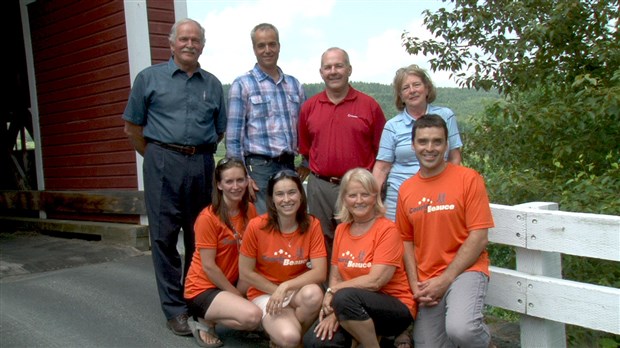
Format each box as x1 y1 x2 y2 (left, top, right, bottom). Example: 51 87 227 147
332 217 416 316
396 163 494 282
240 214 327 300
184 203 257 299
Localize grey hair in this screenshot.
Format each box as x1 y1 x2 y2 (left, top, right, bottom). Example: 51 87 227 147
321 47 351 67
168 18 205 45
251 23 279 45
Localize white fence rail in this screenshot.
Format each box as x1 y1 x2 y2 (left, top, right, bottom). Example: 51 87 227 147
486 202 620 347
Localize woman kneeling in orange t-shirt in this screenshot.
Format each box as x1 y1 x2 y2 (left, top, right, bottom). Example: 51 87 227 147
239 169 328 348
306 168 415 348
184 158 262 347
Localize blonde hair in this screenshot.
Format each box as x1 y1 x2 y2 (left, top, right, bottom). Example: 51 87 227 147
393 64 436 111
335 168 385 223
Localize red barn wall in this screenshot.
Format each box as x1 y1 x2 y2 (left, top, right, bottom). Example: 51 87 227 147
147 1 176 64
28 0 175 191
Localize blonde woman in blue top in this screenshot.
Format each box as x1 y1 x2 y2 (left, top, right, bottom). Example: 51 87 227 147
372 65 463 222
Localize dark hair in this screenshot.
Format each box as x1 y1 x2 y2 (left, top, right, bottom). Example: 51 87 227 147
411 114 448 142
393 64 436 111
212 158 250 232
264 169 310 234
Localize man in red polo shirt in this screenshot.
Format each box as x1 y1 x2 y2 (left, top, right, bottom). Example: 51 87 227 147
298 47 386 258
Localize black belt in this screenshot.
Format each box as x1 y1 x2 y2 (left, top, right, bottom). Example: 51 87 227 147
149 140 216 155
246 152 295 165
312 172 342 185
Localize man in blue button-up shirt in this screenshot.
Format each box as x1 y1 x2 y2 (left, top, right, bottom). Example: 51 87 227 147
123 18 226 337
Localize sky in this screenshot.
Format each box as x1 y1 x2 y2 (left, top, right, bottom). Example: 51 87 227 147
187 0 458 87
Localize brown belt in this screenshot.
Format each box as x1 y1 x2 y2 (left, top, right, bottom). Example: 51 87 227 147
149 140 216 155
312 172 342 185
246 152 295 165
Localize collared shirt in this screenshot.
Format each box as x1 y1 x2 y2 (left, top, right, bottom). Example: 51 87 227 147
226 64 305 159
298 86 386 177
123 58 227 146
376 104 463 190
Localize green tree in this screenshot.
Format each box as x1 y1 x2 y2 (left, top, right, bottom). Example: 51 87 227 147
403 0 619 96
403 0 619 345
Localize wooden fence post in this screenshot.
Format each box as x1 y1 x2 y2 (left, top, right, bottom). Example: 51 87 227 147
514 202 566 348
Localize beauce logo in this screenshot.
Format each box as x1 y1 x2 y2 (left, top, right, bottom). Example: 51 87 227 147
262 248 308 266
337 250 371 269
409 196 455 214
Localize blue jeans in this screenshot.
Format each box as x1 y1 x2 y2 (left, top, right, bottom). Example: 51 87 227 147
245 155 294 214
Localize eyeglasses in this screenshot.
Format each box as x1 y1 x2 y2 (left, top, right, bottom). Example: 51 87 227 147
217 157 245 167
270 169 299 181
217 157 232 166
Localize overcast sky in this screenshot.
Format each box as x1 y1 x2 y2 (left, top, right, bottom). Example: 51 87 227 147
187 0 458 87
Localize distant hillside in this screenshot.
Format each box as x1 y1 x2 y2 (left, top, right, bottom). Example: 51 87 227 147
305 82 500 124
222 82 500 133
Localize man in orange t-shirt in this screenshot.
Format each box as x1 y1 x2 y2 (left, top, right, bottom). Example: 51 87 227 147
396 114 494 348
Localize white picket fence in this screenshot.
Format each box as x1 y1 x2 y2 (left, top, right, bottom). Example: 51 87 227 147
486 202 620 347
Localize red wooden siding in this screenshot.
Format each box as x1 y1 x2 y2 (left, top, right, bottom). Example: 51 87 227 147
147 1 175 64
28 0 176 191
28 0 134 190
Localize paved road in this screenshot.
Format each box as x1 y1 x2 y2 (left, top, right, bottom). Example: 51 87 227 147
0 232 268 348
0 231 520 348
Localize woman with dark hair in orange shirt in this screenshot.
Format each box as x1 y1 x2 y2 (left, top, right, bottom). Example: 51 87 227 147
239 169 327 348
184 158 262 347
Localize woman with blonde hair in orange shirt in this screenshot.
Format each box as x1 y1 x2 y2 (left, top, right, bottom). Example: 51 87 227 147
305 168 414 348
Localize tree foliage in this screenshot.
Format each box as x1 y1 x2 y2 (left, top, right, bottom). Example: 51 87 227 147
467 73 620 214
302 82 498 123
403 0 620 96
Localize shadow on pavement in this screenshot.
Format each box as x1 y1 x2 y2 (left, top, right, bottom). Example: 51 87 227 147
0 231 268 347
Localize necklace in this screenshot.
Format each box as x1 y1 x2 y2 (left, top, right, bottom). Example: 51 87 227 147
283 231 299 248
231 227 241 251
279 220 299 247
229 217 243 251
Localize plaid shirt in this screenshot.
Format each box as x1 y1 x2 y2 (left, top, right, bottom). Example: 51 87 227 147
226 64 305 159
